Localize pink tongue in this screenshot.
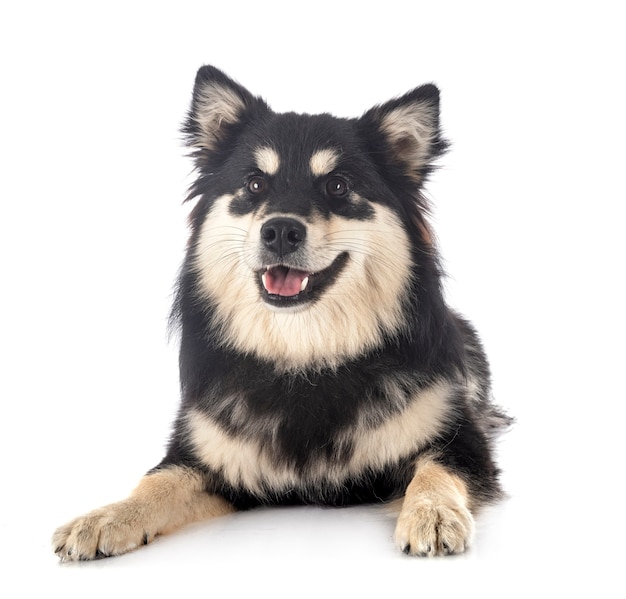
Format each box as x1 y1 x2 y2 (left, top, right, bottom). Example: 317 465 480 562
264 267 308 296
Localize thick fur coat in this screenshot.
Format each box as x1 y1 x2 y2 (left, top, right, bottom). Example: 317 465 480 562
53 66 510 560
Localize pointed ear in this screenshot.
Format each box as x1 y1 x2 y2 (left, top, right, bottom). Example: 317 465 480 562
183 65 268 151
360 84 448 181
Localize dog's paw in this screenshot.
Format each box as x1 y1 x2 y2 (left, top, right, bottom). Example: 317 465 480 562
53 500 154 561
394 497 474 557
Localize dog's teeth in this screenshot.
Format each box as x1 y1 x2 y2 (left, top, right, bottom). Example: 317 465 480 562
300 277 309 292
261 272 268 290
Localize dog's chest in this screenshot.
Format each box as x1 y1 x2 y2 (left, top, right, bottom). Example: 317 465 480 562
185 379 452 494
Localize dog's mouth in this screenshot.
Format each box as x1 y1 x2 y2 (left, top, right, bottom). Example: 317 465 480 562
259 252 349 307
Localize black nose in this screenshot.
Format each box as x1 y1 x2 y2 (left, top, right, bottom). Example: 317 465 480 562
260 217 307 257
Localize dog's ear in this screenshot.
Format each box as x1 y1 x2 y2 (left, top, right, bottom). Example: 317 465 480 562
184 65 268 152
360 84 448 182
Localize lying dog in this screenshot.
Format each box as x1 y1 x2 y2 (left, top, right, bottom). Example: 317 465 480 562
53 65 510 560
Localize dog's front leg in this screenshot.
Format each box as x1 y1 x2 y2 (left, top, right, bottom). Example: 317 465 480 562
394 456 474 557
53 465 234 561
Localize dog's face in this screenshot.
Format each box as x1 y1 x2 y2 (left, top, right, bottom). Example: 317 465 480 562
182 67 447 371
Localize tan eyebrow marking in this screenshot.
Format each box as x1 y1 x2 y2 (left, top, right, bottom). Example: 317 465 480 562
310 148 340 177
254 146 280 175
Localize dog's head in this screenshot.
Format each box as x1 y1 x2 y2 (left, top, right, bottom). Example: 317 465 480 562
179 66 447 371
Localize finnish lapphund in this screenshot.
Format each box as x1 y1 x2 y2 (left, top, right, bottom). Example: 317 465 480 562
53 65 511 560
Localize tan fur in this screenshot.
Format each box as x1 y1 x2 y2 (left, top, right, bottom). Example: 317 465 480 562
192 84 246 151
186 380 454 494
309 148 340 176
394 456 474 556
379 103 437 179
193 194 413 371
53 466 234 561
413 214 435 247
254 146 281 175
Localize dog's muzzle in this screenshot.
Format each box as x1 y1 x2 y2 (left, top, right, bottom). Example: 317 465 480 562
257 217 348 307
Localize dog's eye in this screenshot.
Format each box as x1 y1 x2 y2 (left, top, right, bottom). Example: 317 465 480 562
325 176 349 198
247 176 267 195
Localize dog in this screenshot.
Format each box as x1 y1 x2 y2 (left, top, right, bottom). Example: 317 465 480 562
53 65 511 560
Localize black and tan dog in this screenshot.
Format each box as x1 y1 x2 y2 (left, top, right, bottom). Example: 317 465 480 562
53 66 510 560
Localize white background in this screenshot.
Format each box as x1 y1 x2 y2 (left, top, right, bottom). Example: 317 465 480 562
1 1 624 596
